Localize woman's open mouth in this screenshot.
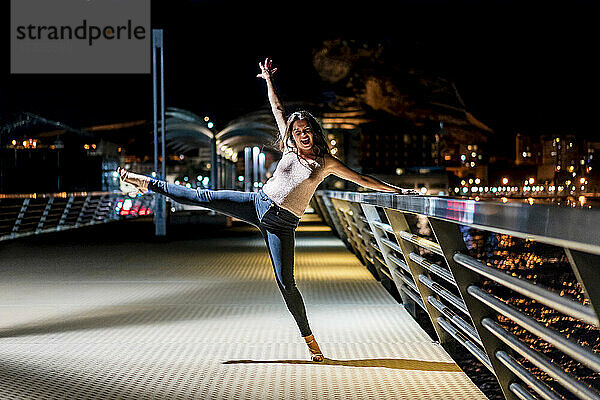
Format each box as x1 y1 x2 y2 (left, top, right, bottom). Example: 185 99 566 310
300 137 311 146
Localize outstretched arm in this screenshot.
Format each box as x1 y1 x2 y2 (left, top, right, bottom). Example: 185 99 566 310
257 58 287 138
326 154 420 194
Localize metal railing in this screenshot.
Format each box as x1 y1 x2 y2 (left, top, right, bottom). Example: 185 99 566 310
0 192 155 242
314 190 600 400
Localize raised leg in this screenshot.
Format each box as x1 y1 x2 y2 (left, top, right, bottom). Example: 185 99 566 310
149 179 260 227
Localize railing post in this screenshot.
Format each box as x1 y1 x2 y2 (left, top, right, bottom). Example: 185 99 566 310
346 201 376 266
244 147 252 192
564 248 600 322
57 196 74 230
312 194 334 228
361 204 415 311
330 198 364 262
74 195 91 228
11 198 30 238
110 194 120 221
90 195 107 225
384 209 452 345
152 28 167 237
428 217 518 400
347 202 397 289
210 136 218 190
320 195 348 244
36 197 54 233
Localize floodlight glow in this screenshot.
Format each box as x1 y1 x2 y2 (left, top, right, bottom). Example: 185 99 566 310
122 199 133 211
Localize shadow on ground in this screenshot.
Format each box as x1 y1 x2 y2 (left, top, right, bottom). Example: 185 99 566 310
223 357 462 372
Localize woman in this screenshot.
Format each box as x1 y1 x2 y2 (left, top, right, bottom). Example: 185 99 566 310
117 58 417 362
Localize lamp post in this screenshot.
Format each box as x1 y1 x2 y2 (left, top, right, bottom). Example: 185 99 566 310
244 147 252 192
252 146 259 191
152 29 166 237
54 137 64 191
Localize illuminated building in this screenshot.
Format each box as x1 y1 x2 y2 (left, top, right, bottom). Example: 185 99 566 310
515 133 540 166
0 115 148 193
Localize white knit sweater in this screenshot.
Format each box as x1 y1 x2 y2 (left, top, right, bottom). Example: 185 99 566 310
262 151 331 217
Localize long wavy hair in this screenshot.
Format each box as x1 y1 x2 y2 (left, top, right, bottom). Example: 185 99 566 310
273 111 330 160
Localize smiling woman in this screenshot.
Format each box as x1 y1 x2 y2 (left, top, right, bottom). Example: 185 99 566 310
116 57 419 365
283 111 329 158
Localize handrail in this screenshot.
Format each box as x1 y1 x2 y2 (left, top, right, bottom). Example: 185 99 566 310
410 253 455 285
0 191 116 199
397 231 443 255
496 351 561 400
380 237 403 255
482 318 600 400
315 190 600 400
387 253 411 274
437 317 493 372
419 274 468 315
455 253 598 326
371 220 394 234
400 283 426 310
428 296 481 346
468 286 600 372
0 192 154 242
392 267 419 294
320 190 600 255
510 383 538 400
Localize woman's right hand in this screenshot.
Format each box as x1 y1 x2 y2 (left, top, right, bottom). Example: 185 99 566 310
256 57 277 80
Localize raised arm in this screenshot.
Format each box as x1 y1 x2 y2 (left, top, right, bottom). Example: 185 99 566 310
325 154 420 194
257 58 287 137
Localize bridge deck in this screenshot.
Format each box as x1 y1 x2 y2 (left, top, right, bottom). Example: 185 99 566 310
0 214 486 399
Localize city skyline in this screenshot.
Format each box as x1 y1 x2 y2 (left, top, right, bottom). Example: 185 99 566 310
1 0 598 147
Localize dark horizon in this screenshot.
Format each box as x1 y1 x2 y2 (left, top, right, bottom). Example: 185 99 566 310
1 0 598 148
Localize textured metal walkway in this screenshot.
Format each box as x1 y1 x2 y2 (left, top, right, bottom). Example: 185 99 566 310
0 214 486 399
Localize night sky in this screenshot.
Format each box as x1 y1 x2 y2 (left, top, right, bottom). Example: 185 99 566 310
1 0 598 147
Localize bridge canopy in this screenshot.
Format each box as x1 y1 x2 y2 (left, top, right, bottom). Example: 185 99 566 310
164 107 279 155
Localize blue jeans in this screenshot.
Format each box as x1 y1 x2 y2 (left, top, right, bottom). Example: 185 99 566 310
148 179 312 337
